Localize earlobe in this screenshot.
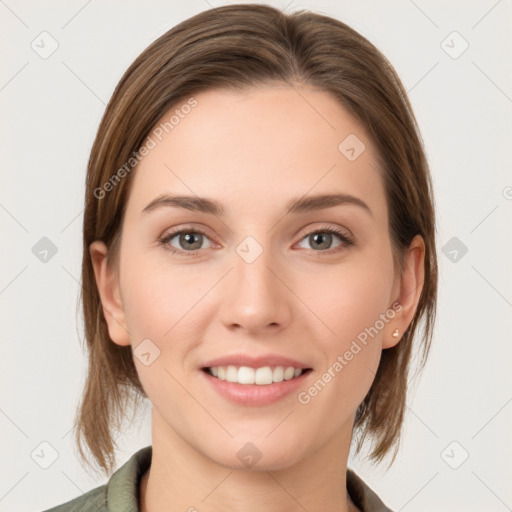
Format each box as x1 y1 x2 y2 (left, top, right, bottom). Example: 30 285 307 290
383 235 425 349
89 240 131 346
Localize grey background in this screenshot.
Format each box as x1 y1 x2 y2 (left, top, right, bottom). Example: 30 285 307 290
1 1 511 511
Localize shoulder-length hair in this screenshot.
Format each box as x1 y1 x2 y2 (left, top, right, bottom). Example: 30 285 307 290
76 3 437 476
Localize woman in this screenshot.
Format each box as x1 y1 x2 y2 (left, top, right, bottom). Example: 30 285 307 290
44 4 437 511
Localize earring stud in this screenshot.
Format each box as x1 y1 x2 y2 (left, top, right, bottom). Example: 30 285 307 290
392 329 400 338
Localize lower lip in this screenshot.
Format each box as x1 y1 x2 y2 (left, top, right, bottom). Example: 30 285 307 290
200 369 312 406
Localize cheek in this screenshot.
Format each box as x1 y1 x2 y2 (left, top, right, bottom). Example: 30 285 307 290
119 247 210 377
301 246 395 404
119 254 201 407
304 244 395 348
121 271 170 338
119 242 197 335
333 266 393 339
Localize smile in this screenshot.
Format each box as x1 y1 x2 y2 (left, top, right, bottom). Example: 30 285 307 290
204 365 312 385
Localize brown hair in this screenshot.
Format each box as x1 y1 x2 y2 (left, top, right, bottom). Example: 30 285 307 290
75 3 437 476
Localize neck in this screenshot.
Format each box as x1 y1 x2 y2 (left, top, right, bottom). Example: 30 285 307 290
140 408 359 512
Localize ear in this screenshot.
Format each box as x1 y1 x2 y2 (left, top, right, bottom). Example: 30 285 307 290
383 234 425 349
89 240 131 346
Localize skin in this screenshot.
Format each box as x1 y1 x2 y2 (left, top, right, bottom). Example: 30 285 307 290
90 84 425 512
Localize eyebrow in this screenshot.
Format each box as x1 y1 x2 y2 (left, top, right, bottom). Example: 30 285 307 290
141 193 373 217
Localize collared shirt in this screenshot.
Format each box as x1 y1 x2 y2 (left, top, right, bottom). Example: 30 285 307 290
43 446 394 512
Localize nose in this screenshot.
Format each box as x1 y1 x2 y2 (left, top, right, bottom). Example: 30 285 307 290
219 238 292 335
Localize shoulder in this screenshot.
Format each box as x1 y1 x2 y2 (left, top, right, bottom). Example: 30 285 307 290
41 446 152 512
41 484 107 512
347 469 395 512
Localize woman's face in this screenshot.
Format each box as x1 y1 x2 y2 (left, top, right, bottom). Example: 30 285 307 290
91 84 422 471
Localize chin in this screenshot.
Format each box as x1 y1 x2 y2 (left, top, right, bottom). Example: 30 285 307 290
206 437 307 472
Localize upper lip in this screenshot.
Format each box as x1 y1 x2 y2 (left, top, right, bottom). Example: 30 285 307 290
201 354 312 370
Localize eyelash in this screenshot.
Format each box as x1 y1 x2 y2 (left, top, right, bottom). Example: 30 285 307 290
158 225 355 258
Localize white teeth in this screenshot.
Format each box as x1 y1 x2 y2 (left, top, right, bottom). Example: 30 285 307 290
273 366 284 382
207 365 305 385
255 367 273 385
283 367 295 380
226 365 238 383
238 366 255 384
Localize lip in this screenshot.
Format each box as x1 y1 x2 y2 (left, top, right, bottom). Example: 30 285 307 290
201 353 311 370
200 368 312 406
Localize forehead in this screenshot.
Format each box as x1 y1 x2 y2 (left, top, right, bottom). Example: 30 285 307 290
126 84 386 220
